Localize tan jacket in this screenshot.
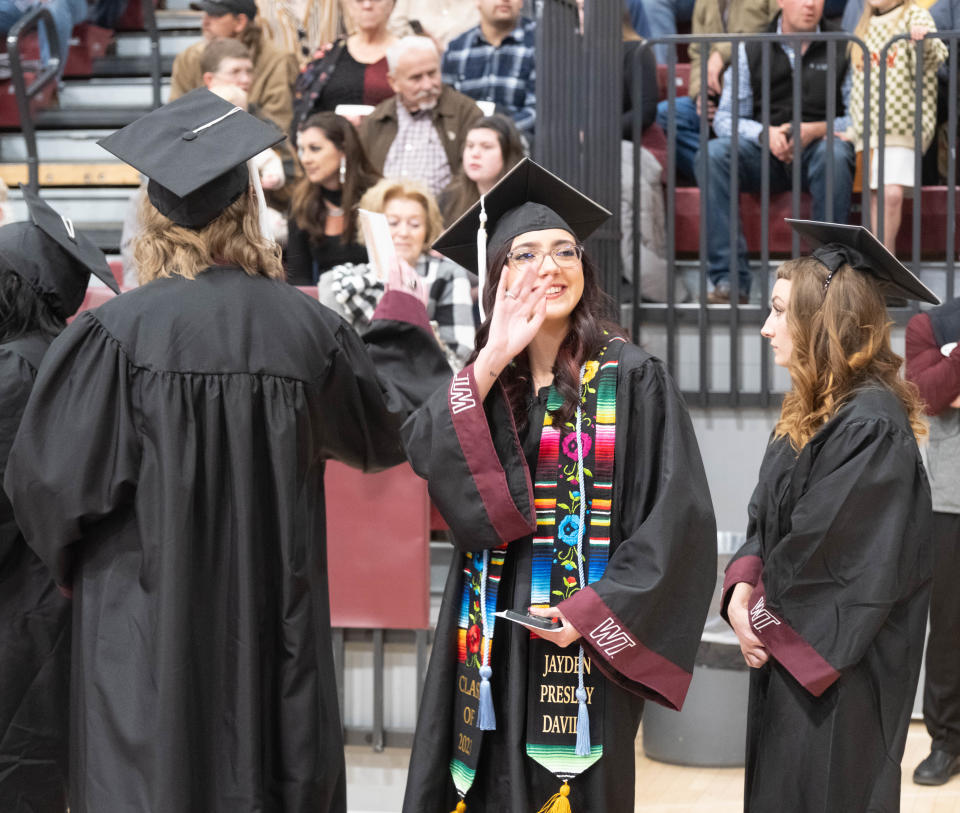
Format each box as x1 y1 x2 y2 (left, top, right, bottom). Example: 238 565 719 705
359 84 482 177
687 0 779 99
170 35 299 135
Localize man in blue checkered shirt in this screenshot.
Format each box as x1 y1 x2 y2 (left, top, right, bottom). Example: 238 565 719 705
441 0 536 136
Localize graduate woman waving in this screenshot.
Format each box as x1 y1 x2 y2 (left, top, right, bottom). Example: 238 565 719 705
723 220 937 812
400 159 717 813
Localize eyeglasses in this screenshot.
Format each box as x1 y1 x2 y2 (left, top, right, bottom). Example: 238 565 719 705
506 244 583 272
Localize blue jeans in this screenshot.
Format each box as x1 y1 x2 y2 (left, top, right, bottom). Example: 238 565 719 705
640 0 697 63
0 0 87 74
656 95 701 182
696 134 855 294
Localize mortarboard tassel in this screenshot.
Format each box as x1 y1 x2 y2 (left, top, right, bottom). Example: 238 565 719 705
536 781 572 813
575 684 591 757
477 663 495 730
477 194 488 322
476 549 496 730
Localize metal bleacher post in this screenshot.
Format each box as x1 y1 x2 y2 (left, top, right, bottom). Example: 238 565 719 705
141 0 162 109
535 0 621 299
7 6 60 193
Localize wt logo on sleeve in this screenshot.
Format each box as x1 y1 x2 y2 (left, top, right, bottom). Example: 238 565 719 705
449 374 477 415
589 617 637 657
750 597 781 631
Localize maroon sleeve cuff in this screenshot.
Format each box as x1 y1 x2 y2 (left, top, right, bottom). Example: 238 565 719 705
559 585 693 711
447 365 536 543
749 579 841 697
720 554 763 622
372 290 432 333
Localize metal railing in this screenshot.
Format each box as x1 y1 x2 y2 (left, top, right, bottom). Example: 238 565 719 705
8 0 163 193
628 31 960 406
7 6 61 192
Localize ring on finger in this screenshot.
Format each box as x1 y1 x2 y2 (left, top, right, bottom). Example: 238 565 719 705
504 289 518 300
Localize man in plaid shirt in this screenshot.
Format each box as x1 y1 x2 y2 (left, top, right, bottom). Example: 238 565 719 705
441 0 536 135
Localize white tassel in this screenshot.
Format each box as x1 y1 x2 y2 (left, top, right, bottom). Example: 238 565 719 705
247 158 272 244
477 194 488 322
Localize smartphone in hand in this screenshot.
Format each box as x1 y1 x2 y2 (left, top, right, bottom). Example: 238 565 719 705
495 609 561 631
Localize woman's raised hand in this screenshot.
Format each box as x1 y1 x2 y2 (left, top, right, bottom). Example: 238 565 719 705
472 264 548 400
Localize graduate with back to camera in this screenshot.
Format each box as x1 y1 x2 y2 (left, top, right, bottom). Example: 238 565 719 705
400 158 717 813
4 88 451 813
0 189 119 813
722 219 936 811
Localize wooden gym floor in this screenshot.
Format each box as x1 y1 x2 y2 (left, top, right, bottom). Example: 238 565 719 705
633 721 960 812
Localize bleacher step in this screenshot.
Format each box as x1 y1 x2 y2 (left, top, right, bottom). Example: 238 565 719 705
114 30 201 58
6 186 134 226
0 129 115 162
0 162 141 187
59 78 171 109
92 54 175 77
154 10 203 30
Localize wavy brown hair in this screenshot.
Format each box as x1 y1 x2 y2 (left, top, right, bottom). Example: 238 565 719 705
470 238 623 431
774 255 926 449
135 186 283 284
290 112 381 243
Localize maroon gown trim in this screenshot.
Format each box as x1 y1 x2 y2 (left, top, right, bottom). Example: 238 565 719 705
447 365 536 543
559 585 693 710
749 578 842 697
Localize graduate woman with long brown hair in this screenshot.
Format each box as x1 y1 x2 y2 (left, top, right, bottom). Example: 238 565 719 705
723 219 937 812
400 159 716 812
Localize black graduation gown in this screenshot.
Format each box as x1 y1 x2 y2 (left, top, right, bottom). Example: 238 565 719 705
3 267 452 813
0 332 70 813
722 385 933 813
401 342 717 812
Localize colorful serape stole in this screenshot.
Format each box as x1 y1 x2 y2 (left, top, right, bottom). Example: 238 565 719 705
526 337 623 811
449 546 506 803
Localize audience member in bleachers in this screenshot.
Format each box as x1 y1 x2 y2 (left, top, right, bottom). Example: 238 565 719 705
0 0 87 77
401 158 716 813
0 189 118 813
622 13 689 303
8 88 450 813
292 0 397 135
622 11 659 139
388 0 480 48
905 297 960 788
654 0 779 182
318 178 478 368
441 113 524 224
724 220 935 812
630 0 696 64
696 0 854 304
200 35 254 94
846 0 946 253
441 0 536 136
360 35 482 199
170 0 298 135
286 111 381 284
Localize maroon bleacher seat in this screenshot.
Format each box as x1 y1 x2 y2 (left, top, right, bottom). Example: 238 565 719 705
62 23 113 78
655 62 690 102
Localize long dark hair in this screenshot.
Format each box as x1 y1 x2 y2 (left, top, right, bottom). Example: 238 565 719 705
290 112 381 243
0 271 65 343
470 238 622 430
442 115 526 225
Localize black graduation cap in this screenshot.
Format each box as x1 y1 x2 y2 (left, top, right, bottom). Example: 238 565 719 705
787 219 940 305
0 187 118 319
433 157 611 277
97 88 285 229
